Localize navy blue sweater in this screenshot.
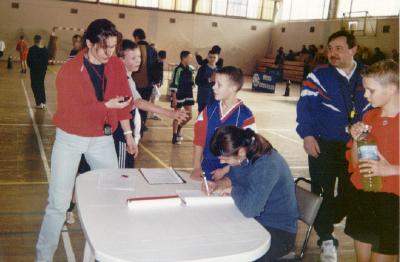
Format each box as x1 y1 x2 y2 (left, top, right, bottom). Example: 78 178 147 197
227 150 299 233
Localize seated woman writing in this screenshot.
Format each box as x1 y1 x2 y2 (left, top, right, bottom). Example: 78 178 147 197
203 126 299 262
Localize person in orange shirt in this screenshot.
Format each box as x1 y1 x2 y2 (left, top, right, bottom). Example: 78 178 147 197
16 35 29 73
346 60 399 262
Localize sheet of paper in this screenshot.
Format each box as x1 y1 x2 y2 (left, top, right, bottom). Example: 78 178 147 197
140 168 184 184
97 173 135 191
176 190 234 206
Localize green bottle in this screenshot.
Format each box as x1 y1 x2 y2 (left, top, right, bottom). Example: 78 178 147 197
357 127 382 192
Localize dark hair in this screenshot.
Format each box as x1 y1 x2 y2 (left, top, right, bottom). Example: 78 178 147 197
211 45 221 54
72 34 82 40
133 28 146 40
158 50 166 59
117 39 138 57
217 66 244 90
208 49 218 55
328 30 356 49
33 35 42 44
20 35 24 40
83 19 120 48
180 50 191 60
210 126 273 163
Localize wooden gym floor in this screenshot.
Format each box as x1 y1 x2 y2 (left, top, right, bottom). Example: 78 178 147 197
0 62 356 261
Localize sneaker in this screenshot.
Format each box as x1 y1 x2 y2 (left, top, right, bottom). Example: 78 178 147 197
66 211 75 224
172 134 181 145
177 135 183 142
320 240 337 262
152 115 161 120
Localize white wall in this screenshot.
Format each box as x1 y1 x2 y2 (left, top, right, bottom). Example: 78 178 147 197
0 0 274 74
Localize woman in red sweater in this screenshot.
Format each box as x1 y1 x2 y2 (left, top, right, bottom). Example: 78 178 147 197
36 19 135 261
346 60 399 262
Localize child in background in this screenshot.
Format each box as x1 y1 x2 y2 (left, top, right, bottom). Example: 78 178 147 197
170 51 194 144
346 60 399 261
192 66 256 181
149 50 166 120
16 35 29 74
195 45 224 70
195 49 219 113
68 34 82 60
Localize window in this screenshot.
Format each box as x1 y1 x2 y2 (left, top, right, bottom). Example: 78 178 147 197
337 0 400 17
195 0 212 13
159 0 174 9
261 0 274 20
281 0 330 20
212 0 228 15
136 0 158 8
246 0 262 19
176 0 192 11
99 0 134 4
227 0 247 17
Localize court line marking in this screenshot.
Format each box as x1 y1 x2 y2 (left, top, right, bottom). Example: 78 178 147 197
138 143 169 168
0 181 48 186
21 79 76 262
264 130 303 145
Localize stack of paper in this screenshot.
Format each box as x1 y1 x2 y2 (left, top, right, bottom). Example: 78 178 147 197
177 190 234 206
140 168 185 184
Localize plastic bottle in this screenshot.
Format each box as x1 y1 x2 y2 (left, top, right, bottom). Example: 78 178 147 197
357 126 382 192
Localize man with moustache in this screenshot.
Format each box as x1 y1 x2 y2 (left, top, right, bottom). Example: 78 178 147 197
296 30 370 262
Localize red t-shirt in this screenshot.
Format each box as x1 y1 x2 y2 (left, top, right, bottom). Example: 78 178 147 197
347 108 399 196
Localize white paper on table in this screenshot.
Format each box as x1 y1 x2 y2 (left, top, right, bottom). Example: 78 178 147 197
127 196 182 210
97 173 135 191
176 190 234 206
139 168 185 184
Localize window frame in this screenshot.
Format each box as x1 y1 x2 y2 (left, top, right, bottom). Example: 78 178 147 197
69 0 275 21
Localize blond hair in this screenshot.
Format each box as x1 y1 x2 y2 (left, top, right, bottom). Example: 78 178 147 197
362 59 399 88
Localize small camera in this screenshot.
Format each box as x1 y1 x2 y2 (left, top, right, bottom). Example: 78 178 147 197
103 124 112 136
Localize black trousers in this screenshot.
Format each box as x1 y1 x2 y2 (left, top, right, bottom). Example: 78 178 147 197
136 86 153 132
30 70 47 105
255 226 296 262
309 138 353 244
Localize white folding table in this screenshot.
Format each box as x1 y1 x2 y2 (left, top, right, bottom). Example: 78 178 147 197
75 169 270 262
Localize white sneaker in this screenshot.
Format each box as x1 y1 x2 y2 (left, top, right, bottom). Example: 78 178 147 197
177 135 183 142
66 211 75 224
320 240 337 262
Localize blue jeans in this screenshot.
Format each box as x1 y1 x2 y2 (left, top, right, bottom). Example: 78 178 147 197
36 128 118 261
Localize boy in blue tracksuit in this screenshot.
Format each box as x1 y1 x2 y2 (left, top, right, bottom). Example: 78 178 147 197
296 30 370 261
195 50 219 113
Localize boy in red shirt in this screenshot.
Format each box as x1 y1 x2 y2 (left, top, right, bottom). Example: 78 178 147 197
346 60 399 261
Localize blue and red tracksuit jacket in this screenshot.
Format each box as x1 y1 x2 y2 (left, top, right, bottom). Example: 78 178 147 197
296 62 370 143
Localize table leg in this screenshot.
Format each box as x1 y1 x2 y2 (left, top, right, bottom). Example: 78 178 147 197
83 241 95 262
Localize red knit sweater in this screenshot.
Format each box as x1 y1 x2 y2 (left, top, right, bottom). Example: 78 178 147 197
53 49 133 137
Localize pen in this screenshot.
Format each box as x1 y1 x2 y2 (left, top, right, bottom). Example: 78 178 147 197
202 172 210 196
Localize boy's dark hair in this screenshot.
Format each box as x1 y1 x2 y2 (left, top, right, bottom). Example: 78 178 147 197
34 35 42 44
208 49 218 55
210 126 273 164
133 28 146 40
83 19 120 48
211 45 221 54
328 30 356 49
217 66 244 90
180 50 191 60
72 34 82 40
20 35 24 40
117 39 138 57
158 50 166 59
